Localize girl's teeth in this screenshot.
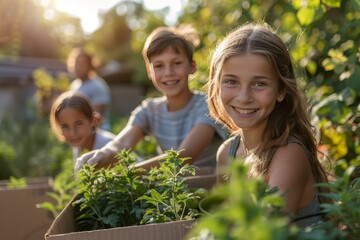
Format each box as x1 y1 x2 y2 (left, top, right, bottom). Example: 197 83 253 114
235 108 257 114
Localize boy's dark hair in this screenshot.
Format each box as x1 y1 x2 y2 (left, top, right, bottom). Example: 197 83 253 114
142 25 199 64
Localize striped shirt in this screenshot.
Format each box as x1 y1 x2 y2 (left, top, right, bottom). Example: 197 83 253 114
127 92 228 168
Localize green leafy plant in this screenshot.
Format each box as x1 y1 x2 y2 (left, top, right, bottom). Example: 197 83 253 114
138 150 199 224
6 176 27 188
186 160 360 240
33 67 70 101
32 67 70 117
187 161 293 240
37 157 76 218
73 150 146 230
0 117 72 178
73 149 206 231
0 140 16 180
317 167 360 239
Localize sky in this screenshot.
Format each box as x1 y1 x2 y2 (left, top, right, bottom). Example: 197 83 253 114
38 0 185 34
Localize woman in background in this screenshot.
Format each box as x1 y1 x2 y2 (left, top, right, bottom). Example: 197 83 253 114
67 47 112 131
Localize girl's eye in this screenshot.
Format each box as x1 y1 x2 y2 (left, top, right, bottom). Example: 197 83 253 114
222 79 238 85
60 125 69 129
153 64 162 69
254 81 266 87
175 61 183 65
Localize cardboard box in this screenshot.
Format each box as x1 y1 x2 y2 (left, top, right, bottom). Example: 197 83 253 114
0 177 52 189
0 177 55 240
46 199 196 240
185 174 217 190
45 175 217 240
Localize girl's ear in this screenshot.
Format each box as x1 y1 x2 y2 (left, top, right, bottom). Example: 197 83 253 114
277 90 286 102
91 112 101 128
190 60 197 74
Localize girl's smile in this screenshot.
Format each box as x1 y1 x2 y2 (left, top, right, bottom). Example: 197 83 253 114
232 107 259 117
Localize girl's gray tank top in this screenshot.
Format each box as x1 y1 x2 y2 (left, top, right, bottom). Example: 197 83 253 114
227 135 324 227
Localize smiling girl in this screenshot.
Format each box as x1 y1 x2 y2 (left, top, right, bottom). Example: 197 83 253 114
50 91 115 164
207 23 330 227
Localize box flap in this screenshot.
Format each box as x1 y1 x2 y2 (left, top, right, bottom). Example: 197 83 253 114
46 194 77 236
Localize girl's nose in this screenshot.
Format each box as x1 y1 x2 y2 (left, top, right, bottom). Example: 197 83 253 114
236 86 253 102
69 127 77 137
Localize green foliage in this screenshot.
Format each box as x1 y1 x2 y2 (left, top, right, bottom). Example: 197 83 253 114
139 150 199 224
0 113 74 216
187 160 360 240
74 150 146 230
0 140 16 179
187 161 295 240
111 115 158 159
73 149 204 231
37 157 76 218
33 67 70 99
32 67 70 117
88 6 132 63
317 168 360 239
6 176 27 188
134 135 158 159
0 117 72 179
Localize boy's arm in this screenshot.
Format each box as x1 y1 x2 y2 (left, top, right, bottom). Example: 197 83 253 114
134 124 215 171
177 123 216 164
133 153 167 171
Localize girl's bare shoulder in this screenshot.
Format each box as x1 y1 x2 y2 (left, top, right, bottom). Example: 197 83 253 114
270 142 310 174
217 137 235 163
275 142 307 159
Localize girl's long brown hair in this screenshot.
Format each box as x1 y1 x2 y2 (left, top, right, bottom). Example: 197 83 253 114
207 22 330 204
